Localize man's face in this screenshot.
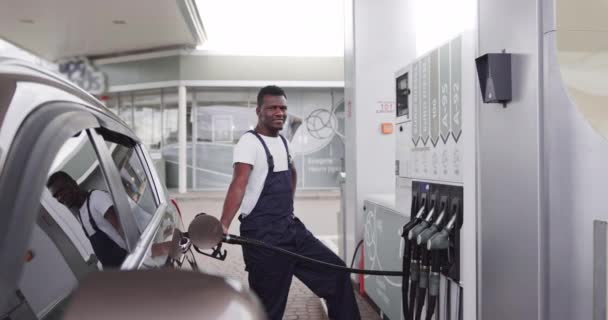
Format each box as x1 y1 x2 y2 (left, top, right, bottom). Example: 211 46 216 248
257 95 288 131
49 180 80 209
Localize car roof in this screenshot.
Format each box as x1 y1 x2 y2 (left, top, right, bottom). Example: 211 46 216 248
0 58 139 170
0 57 130 131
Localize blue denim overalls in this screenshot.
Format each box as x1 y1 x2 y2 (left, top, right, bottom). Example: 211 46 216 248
239 130 360 320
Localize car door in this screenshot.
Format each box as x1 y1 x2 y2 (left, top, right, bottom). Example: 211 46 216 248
10 126 135 319
0 84 179 319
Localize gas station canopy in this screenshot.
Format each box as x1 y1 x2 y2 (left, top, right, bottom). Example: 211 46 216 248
0 0 206 61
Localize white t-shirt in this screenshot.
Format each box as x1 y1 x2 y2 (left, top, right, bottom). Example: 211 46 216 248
78 190 127 250
233 132 293 216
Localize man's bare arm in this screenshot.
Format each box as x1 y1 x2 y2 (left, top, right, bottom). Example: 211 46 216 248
220 163 253 232
104 207 125 237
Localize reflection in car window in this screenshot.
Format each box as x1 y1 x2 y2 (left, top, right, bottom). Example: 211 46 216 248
141 210 178 269
46 131 128 267
141 180 184 269
105 142 157 234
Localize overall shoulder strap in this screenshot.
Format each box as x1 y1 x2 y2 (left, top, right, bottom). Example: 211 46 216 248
248 130 274 171
278 134 292 166
85 190 102 233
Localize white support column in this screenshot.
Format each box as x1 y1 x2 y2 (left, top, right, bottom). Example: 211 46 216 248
178 85 187 193
192 100 198 189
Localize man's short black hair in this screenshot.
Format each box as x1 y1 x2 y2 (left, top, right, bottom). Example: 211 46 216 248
47 171 76 188
257 85 287 107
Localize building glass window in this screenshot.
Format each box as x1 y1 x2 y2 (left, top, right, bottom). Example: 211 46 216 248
118 92 134 128
133 90 162 151
162 89 179 147
102 87 345 191
161 89 193 189
104 95 119 117
190 89 252 189
188 87 345 190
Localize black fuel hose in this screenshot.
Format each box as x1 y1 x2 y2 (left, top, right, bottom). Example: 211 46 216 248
401 208 426 319
350 239 364 268
426 297 437 320
222 234 406 276
426 250 442 320
415 249 430 320
401 220 420 319
408 244 420 320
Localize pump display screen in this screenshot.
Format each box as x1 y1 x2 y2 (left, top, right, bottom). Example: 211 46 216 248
396 73 409 118
399 78 408 90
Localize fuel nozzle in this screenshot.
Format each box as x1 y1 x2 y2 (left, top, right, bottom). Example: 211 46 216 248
413 195 427 220
185 213 228 261
401 192 426 237
427 206 457 251
408 194 437 241
401 192 426 246
425 201 458 281
416 195 448 246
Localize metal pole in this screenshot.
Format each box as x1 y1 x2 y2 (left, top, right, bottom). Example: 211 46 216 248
178 85 187 193
192 92 198 190
160 88 164 150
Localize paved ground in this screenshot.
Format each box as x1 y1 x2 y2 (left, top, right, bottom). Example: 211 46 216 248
172 190 382 320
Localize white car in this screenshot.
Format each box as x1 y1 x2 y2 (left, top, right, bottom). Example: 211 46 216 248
0 58 264 320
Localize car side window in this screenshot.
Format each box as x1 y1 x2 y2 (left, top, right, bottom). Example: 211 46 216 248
98 133 183 269
102 139 157 234
12 130 129 320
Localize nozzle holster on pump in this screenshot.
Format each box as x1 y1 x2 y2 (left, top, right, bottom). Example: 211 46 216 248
410 192 440 320
401 183 463 320
400 185 429 320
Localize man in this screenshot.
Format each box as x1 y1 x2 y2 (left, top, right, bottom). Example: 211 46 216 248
220 85 360 320
47 171 127 268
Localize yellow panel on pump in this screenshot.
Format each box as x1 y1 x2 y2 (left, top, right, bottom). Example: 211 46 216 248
557 0 608 140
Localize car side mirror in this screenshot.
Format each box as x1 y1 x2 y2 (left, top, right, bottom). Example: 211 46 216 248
63 269 267 320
